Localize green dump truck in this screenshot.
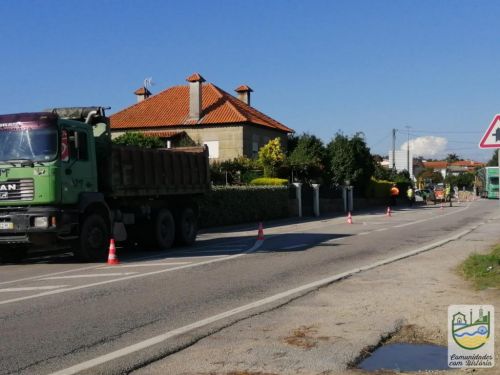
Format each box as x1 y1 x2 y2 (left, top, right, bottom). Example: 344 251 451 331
0 107 210 261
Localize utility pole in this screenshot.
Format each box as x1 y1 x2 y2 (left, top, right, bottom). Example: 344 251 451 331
392 128 397 171
405 126 411 176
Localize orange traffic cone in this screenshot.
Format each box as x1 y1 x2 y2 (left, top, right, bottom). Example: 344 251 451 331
386 207 392 217
257 222 264 240
347 211 353 224
107 238 119 265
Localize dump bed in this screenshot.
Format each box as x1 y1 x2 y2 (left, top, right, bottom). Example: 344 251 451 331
102 145 210 197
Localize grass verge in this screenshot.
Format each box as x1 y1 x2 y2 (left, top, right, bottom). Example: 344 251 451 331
460 244 500 290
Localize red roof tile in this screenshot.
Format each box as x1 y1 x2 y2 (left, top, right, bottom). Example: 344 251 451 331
423 160 485 169
110 81 293 133
423 161 448 169
449 160 485 167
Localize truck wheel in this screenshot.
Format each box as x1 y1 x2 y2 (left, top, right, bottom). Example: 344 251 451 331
75 214 110 261
155 209 175 250
176 207 198 246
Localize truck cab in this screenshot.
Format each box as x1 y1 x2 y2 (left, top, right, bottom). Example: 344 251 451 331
0 108 109 260
1 106 209 262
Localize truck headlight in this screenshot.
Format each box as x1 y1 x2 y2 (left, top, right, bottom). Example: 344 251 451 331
34 217 49 229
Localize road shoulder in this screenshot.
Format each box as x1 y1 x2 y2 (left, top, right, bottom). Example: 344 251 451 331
133 218 499 375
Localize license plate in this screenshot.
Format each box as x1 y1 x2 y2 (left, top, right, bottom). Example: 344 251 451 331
0 222 13 230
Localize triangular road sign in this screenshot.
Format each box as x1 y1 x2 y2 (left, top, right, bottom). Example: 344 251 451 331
479 114 500 148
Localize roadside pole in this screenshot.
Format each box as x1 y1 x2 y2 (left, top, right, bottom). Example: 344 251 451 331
478 114 500 201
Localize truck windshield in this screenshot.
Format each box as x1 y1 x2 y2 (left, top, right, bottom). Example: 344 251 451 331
0 127 58 163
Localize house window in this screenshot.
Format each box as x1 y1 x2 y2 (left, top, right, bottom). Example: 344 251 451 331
203 140 219 159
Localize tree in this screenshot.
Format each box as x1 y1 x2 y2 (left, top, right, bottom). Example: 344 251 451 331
391 169 411 183
487 149 498 166
372 154 391 180
287 133 326 182
445 172 474 189
445 153 460 163
325 132 375 187
416 168 443 186
258 138 285 177
113 132 164 148
210 156 259 185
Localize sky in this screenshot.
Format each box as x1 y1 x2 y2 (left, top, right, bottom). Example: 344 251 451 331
1 0 499 162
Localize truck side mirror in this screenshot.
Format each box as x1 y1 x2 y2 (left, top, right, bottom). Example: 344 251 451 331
61 130 69 162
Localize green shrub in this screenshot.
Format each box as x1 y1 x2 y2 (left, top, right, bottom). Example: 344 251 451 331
199 186 289 227
249 177 288 186
241 170 263 184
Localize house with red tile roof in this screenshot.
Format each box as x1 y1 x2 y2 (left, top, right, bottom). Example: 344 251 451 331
110 73 294 161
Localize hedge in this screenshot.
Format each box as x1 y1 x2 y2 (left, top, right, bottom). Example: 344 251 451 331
198 185 289 228
249 177 288 186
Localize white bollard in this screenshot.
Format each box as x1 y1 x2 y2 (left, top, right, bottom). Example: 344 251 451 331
293 182 303 218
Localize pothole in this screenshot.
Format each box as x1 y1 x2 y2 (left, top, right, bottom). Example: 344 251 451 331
353 324 449 372
358 343 448 372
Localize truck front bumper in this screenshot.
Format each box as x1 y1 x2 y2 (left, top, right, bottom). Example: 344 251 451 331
0 207 79 246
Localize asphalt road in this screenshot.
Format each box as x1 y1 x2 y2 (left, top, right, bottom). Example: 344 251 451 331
0 199 497 375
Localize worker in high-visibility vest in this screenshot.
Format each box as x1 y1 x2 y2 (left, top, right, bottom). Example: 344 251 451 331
390 183 399 206
407 185 415 207
445 184 452 207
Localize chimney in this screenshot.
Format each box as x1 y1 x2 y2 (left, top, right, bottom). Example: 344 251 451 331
186 73 205 121
134 87 151 103
235 85 253 106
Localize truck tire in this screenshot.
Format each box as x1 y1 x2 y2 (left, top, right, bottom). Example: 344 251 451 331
75 213 110 261
175 207 198 246
154 209 175 250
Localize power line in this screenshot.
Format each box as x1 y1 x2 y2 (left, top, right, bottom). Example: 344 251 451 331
407 129 481 135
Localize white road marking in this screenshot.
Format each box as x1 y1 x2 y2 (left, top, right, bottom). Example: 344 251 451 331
186 248 245 254
358 232 371 236
0 205 475 303
281 244 308 250
325 237 346 244
0 264 107 286
0 240 265 306
209 243 249 248
38 273 137 280
166 255 227 260
97 262 192 269
48 226 478 375
393 205 469 228
0 285 67 292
